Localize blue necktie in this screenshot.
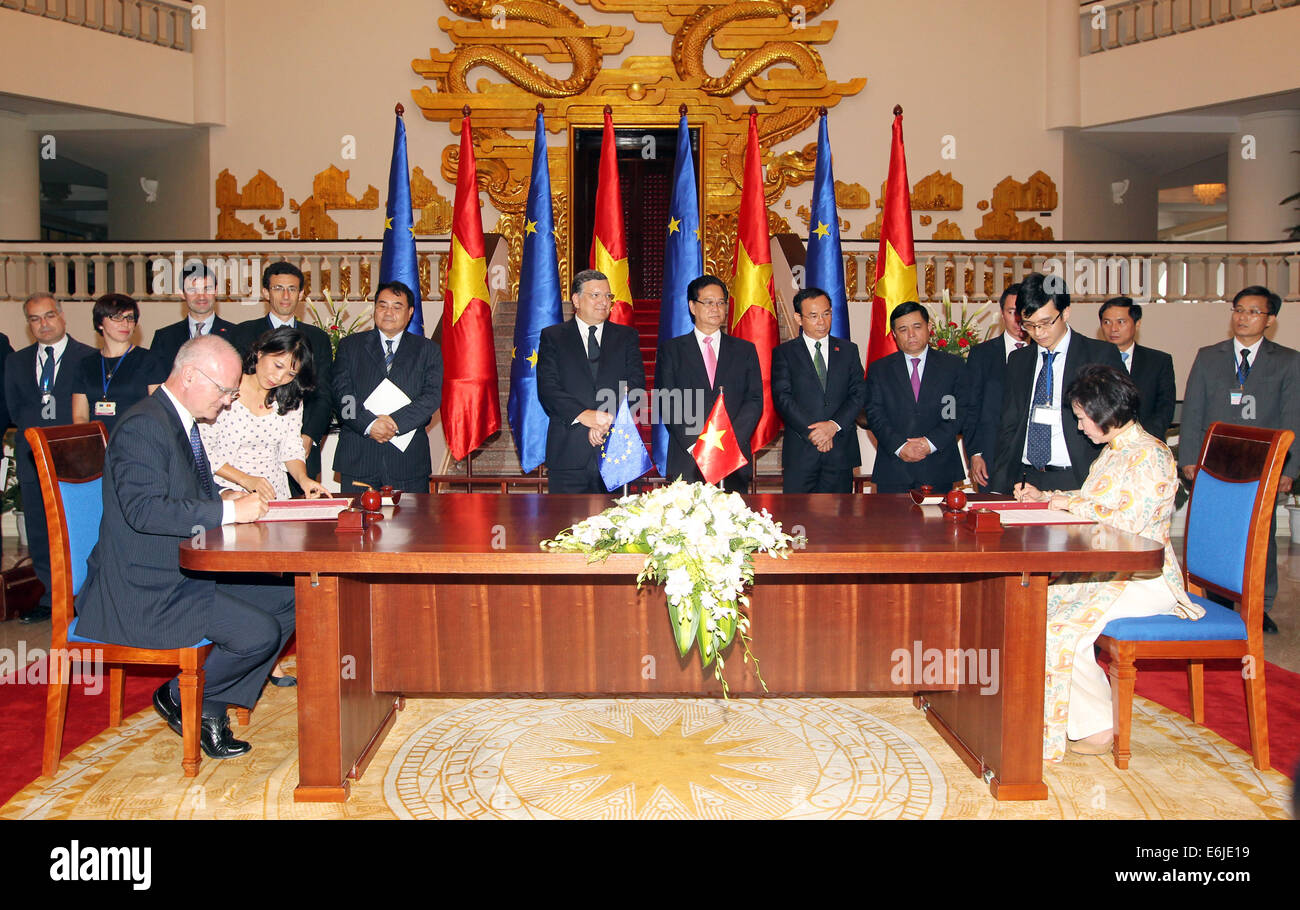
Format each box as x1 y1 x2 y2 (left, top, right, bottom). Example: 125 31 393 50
1026 350 1056 470
39 346 54 394
384 339 395 373
1237 349 1251 386
189 423 213 497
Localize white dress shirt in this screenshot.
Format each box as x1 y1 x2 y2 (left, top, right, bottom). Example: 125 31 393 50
160 384 236 525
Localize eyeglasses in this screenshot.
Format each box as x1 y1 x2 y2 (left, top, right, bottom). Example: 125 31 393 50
1231 306 1268 318
105 313 137 324
193 367 240 400
692 298 727 309
268 285 300 295
1021 312 1063 334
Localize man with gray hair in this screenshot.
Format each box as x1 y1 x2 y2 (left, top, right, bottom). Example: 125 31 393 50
537 268 646 492
3 293 95 623
75 335 294 760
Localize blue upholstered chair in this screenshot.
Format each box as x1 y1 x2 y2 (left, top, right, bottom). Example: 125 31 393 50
27 422 226 778
1097 422 1292 771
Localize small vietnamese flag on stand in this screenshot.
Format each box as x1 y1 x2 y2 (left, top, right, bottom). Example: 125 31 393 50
691 389 748 486
590 106 634 327
441 106 501 462
866 104 920 367
729 108 781 455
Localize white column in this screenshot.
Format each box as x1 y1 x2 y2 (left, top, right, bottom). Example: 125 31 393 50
0 112 40 240
1228 111 1300 241
191 0 227 126
1044 0 1081 130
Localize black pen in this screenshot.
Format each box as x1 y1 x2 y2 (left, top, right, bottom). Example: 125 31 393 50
1019 469 1028 500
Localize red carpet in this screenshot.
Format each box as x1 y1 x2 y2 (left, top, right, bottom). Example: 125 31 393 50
2 654 1296 808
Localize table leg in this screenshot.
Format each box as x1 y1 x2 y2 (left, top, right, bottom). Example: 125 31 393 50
920 573 1049 801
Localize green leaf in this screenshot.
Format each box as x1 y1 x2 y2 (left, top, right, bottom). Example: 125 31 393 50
668 598 698 659
717 610 737 650
696 611 716 669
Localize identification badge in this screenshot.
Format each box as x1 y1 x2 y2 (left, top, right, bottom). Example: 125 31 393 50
94 400 117 416
1230 391 1244 406
1032 405 1057 424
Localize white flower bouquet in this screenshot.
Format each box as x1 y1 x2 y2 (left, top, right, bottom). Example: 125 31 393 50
541 480 805 695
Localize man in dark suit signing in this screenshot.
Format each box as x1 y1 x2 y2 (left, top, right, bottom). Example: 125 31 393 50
537 269 646 493
991 272 1125 494
149 262 237 368
4 293 95 624
1180 285 1300 633
655 274 762 493
75 335 292 759
1098 296 1176 442
771 286 866 493
230 262 334 488
963 283 1025 491
865 301 970 494
332 280 443 494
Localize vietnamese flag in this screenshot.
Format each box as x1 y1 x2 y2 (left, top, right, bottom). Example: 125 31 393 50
866 104 920 367
691 390 748 486
441 110 501 461
729 109 781 454
590 106 634 326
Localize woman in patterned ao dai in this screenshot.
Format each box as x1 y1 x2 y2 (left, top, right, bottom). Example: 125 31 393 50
200 327 329 502
1013 365 1202 761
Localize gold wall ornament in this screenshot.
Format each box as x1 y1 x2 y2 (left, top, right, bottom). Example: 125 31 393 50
835 179 870 209
859 210 883 241
974 208 1054 242
312 165 380 210
991 171 1058 212
769 142 818 190
297 197 339 240
918 214 931 226
411 0 864 292
931 218 964 241
877 169 963 211
217 208 259 240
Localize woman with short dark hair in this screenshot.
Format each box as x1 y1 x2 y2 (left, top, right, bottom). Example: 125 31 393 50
72 293 168 434
1015 364 1202 761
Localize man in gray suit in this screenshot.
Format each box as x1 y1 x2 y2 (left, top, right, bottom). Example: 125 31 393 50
1180 285 1300 633
75 336 294 757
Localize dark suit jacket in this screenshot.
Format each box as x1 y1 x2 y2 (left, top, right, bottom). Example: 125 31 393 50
4 336 96 485
865 348 970 492
230 316 335 446
149 316 237 368
771 334 866 484
332 329 443 483
0 332 13 433
536 319 646 475
655 331 762 486
1126 343 1176 442
963 334 1017 463
75 391 226 649
991 330 1125 492
1179 338 1300 478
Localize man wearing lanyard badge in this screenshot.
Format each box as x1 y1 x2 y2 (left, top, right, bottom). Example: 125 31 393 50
1179 285 1300 633
3 293 95 623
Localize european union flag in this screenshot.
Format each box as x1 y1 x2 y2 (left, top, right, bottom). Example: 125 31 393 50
653 113 702 477
379 107 424 336
601 394 653 491
806 111 849 338
507 109 563 473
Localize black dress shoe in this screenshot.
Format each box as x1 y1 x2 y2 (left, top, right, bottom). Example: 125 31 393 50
1263 613 1279 634
199 714 251 760
19 605 51 624
153 683 183 737
269 674 297 687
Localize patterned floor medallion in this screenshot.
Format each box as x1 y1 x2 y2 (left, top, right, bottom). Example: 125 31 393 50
384 698 947 820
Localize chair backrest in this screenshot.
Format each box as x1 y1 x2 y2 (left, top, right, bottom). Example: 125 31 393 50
24 423 108 644
1184 422 1293 611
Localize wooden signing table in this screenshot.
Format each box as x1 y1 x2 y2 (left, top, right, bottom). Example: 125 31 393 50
179 493 1162 802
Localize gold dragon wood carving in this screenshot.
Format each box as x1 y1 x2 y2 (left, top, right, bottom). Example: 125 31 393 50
410 0 864 286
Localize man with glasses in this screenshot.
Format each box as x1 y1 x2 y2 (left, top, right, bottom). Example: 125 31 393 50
76 335 294 759
991 272 1124 495
150 261 236 368
3 293 95 623
230 262 334 490
537 269 646 493
655 274 762 493
1179 285 1300 633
